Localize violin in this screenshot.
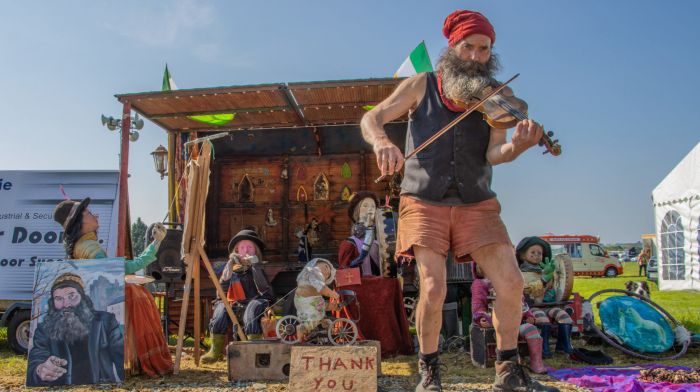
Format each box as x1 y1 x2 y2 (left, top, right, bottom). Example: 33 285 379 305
454 83 561 156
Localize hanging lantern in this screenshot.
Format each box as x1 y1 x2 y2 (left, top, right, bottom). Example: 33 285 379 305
150 145 168 179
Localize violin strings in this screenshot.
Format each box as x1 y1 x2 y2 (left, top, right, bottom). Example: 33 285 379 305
492 95 526 120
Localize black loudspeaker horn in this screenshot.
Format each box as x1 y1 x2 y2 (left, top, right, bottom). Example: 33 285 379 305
145 223 185 283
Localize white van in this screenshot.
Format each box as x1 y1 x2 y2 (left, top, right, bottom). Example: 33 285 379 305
541 234 624 277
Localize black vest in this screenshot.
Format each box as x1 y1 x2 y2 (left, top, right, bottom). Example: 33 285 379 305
401 72 496 204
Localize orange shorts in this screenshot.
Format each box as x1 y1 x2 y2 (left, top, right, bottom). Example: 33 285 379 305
396 196 511 263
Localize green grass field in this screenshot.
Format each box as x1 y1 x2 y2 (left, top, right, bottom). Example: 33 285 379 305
0 328 26 382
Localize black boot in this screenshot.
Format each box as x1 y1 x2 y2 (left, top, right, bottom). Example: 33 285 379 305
536 324 552 358
416 356 444 391
493 360 560 392
555 324 573 354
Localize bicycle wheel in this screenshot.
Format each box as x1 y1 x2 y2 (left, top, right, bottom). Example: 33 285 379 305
327 318 358 346
276 315 301 344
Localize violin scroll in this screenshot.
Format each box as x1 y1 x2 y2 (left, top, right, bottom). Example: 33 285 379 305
539 129 561 156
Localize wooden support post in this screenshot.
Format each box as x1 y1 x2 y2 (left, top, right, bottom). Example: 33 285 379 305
174 255 194 374
116 101 131 257
193 247 201 365
168 131 177 222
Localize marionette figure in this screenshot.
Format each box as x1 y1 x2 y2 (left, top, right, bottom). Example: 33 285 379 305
295 226 312 263
337 191 381 276
516 236 574 357
294 258 340 342
471 263 548 373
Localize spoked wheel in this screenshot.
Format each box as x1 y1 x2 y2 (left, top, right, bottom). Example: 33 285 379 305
327 318 358 346
276 315 301 345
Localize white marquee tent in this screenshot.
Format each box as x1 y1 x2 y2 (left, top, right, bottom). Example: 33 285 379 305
652 142 700 291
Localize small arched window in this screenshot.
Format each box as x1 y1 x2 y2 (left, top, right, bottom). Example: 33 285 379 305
313 173 329 201
237 174 254 202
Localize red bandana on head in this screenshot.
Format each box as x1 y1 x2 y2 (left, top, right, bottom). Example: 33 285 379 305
442 10 495 48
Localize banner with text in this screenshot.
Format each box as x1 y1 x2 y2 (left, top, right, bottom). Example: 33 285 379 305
0 171 119 301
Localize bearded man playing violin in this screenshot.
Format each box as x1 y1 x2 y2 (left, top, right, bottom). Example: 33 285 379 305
361 10 557 392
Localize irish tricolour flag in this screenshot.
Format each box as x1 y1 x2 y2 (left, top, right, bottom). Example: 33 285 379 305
394 41 434 78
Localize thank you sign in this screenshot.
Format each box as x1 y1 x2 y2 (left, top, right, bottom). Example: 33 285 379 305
288 345 378 391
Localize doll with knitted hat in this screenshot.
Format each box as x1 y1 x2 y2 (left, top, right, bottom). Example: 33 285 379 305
516 236 574 357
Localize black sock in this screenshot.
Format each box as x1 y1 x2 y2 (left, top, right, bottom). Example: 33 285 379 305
419 351 439 363
496 348 519 362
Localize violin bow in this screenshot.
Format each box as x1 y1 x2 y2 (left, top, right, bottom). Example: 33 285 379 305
375 73 520 183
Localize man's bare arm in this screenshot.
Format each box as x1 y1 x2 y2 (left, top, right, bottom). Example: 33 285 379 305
361 73 426 176
486 119 544 165
361 73 426 144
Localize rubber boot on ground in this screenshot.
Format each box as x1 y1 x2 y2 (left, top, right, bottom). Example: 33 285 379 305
555 324 574 354
201 333 225 363
526 337 548 374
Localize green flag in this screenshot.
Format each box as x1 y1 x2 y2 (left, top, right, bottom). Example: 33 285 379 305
394 41 434 78
162 64 178 91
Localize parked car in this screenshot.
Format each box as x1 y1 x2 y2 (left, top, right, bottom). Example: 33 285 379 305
646 257 658 284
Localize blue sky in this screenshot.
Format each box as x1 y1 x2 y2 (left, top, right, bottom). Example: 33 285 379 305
1 1 698 244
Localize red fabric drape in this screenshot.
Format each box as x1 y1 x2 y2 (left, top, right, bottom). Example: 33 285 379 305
125 284 173 377
343 277 413 358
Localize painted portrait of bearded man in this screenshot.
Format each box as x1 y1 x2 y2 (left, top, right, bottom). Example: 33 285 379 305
26 272 124 386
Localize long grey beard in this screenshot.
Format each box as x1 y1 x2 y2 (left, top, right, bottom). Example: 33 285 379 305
436 47 500 102
43 304 94 344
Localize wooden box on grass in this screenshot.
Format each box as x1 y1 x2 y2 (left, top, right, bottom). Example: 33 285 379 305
226 340 381 381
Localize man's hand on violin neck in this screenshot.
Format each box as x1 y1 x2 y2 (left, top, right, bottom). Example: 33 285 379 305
511 119 544 151
373 136 405 176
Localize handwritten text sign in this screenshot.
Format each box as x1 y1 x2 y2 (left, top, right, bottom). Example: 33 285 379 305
288 345 378 391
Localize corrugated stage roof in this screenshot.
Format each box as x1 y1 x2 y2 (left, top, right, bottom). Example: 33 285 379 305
115 78 405 132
